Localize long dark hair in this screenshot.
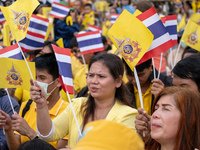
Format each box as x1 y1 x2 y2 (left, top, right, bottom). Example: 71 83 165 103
145 86 200 150
80 53 132 127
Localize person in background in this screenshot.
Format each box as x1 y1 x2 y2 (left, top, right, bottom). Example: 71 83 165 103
30 53 138 149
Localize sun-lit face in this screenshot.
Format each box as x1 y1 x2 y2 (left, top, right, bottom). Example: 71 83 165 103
172 74 199 92
87 61 121 101
151 95 181 145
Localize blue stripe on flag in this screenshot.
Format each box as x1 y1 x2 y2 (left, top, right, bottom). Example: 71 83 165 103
78 37 102 48
20 38 43 47
51 7 69 15
29 21 48 31
57 61 72 78
148 20 167 40
10 53 22 60
166 26 177 35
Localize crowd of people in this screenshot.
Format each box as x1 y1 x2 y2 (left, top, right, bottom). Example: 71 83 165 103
0 0 200 149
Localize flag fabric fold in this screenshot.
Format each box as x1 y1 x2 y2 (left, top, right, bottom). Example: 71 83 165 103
88 25 102 33
0 0 39 42
161 15 177 45
50 2 70 18
0 57 35 90
52 44 74 94
108 10 154 70
19 14 49 52
0 43 22 59
136 7 175 64
181 20 200 51
76 30 104 55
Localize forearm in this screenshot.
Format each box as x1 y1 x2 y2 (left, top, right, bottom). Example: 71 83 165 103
5 129 20 150
36 104 52 136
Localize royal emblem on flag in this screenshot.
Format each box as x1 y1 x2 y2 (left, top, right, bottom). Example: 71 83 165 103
114 36 141 62
6 63 22 85
12 10 29 32
188 30 199 45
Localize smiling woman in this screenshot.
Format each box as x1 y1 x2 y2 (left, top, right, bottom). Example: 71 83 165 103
145 86 200 150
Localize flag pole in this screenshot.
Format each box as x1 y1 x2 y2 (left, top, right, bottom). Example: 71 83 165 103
17 42 35 85
66 91 82 137
81 55 88 73
173 42 181 69
151 57 156 79
5 88 15 114
170 48 174 69
157 53 163 79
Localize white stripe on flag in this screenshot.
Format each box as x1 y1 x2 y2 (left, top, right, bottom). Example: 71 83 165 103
0 49 20 58
51 11 66 17
28 27 47 36
19 43 42 50
148 33 171 51
62 76 73 86
80 43 103 52
165 20 177 26
26 34 44 43
170 34 177 40
77 33 100 41
31 17 49 26
55 53 71 64
142 13 160 27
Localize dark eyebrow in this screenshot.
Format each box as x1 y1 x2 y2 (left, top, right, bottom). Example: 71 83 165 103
155 103 173 107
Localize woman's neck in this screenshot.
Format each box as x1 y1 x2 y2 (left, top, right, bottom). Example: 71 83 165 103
161 143 175 150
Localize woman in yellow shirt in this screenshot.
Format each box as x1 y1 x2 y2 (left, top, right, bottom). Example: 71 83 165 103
30 53 138 148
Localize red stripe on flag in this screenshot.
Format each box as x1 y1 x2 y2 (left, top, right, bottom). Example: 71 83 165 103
31 14 49 22
0 44 18 54
52 44 71 56
81 47 104 55
165 15 177 20
52 2 70 9
76 30 100 38
27 31 45 39
136 7 157 21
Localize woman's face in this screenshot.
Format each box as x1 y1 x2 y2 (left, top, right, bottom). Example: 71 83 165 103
87 61 121 101
151 95 181 145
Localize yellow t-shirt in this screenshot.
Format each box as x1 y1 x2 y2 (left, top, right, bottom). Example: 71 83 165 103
73 65 87 93
81 11 95 30
16 97 69 148
71 56 83 78
43 97 138 148
134 85 152 115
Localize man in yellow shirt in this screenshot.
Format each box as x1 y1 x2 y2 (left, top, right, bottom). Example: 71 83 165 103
124 59 172 115
0 54 68 149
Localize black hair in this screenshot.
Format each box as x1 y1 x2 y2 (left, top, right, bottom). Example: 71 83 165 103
32 53 59 81
181 47 199 60
135 1 154 12
17 139 56 150
69 37 78 48
84 3 92 8
43 41 58 53
123 58 152 76
172 54 200 92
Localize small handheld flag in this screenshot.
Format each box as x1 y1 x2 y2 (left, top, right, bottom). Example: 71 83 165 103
76 31 104 55
110 14 120 25
50 2 70 18
0 43 22 59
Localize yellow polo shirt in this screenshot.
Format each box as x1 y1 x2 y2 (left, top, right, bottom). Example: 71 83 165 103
134 85 152 115
16 97 69 148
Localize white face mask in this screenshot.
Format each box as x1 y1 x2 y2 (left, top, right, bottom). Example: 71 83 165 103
36 80 57 99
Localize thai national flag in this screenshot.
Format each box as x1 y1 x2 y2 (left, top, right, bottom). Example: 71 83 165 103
0 44 22 60
136 7 175 64
110 14 120 25
52 44 73 94
19 14 49 52
76 31 104 55
50 2 70 18
88 25 102 33
0 10 5 24
161 15 177 45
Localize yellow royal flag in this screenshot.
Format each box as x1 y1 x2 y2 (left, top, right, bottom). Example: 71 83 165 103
0 58 35 91
108 10 154 71
190 13 200 24
0 0 39 42
2 21 10 47
181 20 200 51
56 38 64 48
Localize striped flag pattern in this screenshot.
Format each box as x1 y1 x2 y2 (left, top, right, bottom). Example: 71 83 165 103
161 15 177 45
52 44 73 94
136 7 175 64
88 25 102 33
76 31 104 55
50 2 70 18
19 14 49 52
0 44 22 59
0 10 5 24
110 14 120 24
